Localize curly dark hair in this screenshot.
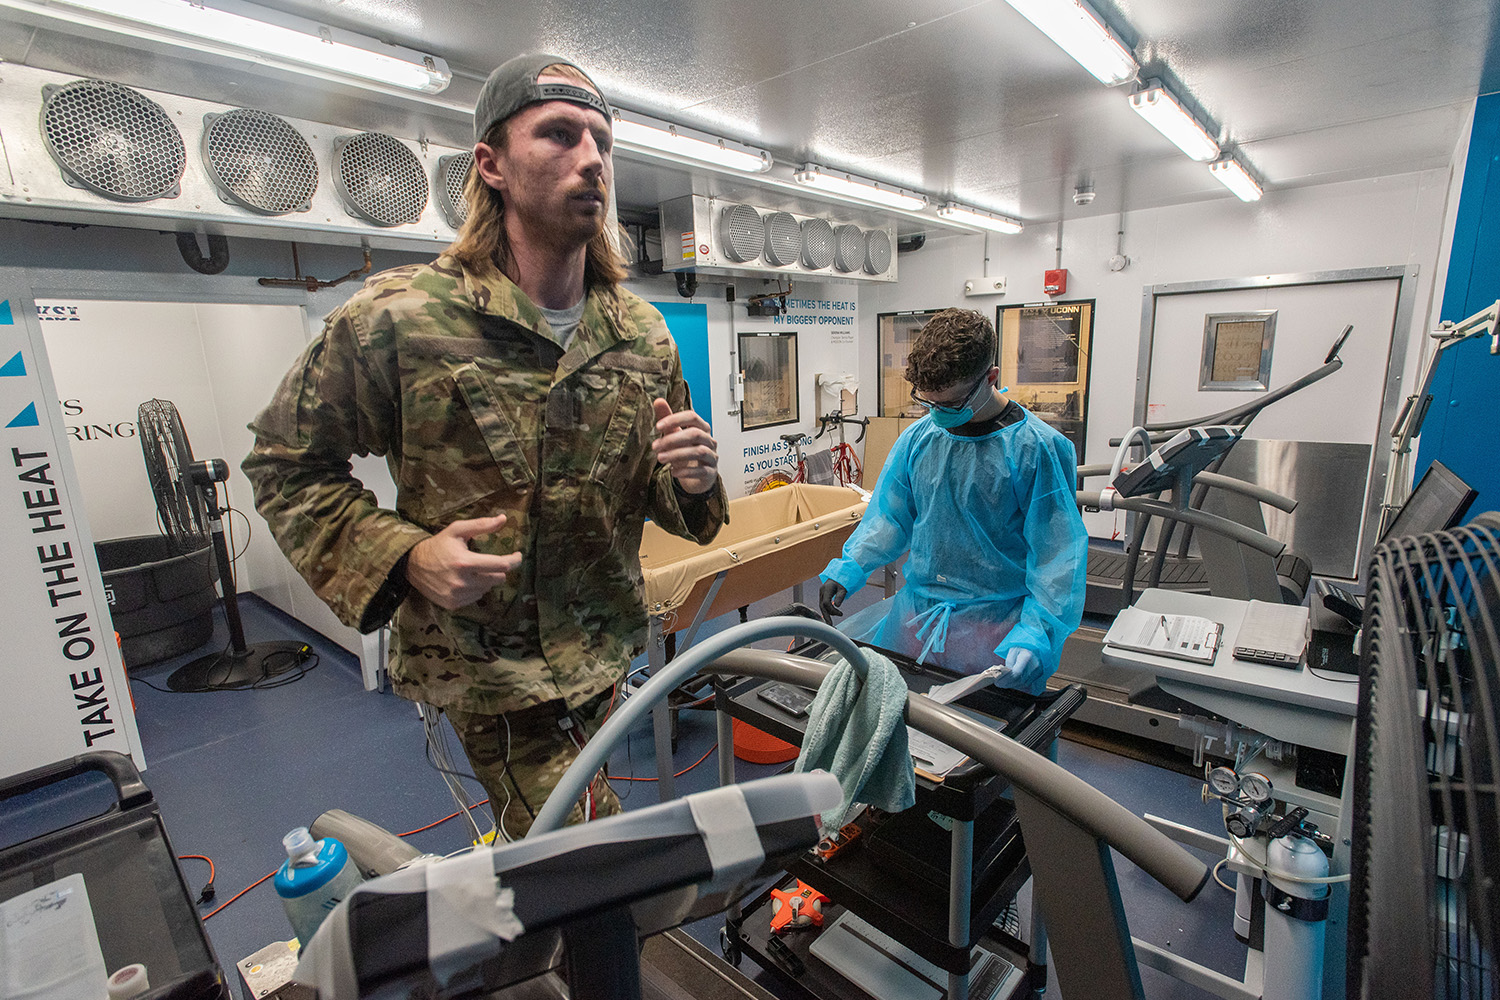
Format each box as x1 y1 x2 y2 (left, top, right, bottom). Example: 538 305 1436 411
905 308 996 391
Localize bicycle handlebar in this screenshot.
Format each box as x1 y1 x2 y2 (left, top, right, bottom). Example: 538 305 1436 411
816 413 869 443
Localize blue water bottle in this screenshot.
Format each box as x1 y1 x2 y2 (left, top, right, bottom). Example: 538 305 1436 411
274 827 365 947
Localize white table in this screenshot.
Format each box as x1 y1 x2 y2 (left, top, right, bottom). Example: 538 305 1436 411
1101 588 1359 1000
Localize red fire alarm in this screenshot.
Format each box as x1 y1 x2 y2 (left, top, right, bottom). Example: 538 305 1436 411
1043 268 1068 296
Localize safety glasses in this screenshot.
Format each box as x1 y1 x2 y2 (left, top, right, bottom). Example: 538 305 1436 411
910 371 990 413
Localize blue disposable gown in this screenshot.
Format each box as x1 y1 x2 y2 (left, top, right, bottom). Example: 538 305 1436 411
820 410 1088 692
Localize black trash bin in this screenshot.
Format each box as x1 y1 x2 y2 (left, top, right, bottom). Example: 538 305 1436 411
95 535 217 668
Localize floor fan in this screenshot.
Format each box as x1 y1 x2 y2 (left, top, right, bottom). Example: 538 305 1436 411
1347 510 1500 999
137 398 307 691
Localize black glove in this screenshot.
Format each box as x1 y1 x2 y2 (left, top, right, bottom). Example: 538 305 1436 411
819 580 847 623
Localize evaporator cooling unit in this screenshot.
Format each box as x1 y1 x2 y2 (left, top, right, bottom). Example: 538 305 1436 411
436 151 473 228
40 79 185 201
661 195 897 282
201 108 317 215
333 131 429 227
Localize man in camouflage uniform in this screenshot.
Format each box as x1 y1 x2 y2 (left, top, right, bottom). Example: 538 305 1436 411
244 53 725 838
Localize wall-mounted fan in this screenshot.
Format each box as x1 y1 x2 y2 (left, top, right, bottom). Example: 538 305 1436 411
720 203 763 263
1347 512 1500 999
201 108 318 215
436 151 473 229
762 211 801 267
833 224 866 273
40 79 185 201
332 131 428 227
138 399 307 691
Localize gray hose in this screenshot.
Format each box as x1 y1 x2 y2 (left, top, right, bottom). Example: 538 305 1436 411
529 617 867 835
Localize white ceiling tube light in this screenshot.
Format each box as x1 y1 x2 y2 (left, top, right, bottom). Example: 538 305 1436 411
1129 83 1220 162
1210 156 1264 201
1003 0 1139 86
793 165 928 212
611 111 771 173
936 203 1024 234
22 0 451 93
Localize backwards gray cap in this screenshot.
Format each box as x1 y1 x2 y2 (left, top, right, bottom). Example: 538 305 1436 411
473 53 613 143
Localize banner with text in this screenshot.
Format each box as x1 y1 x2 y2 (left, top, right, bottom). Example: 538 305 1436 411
0 292 141 778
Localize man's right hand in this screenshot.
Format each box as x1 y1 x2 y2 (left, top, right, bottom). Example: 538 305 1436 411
406 515 522 610
819 580 847 623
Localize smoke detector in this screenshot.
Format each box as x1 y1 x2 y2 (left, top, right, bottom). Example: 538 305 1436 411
1073 183 1096 206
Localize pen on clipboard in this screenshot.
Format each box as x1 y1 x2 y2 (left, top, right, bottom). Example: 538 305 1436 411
1160 615 1175 645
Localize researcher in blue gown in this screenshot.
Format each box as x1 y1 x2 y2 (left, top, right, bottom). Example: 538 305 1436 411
818 308 1088 694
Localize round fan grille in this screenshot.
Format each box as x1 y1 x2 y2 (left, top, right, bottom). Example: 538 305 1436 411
436 152 474 229
833 224 866 273
41 80 185 202
801 218 834 269
201 109 317 215
863 229 893 274
333 132 428 227
763 212 801 267
720 204 763 263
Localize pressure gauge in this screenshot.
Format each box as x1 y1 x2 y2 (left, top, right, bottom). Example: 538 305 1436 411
1240 772 1273 804
1208 766 1240 796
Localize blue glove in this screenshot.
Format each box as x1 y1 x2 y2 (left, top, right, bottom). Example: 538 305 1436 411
994 647 1044 696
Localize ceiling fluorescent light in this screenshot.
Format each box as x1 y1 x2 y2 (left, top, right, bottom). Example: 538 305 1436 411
793 165 927 212
1210 157 1264 201
1003 0 1138 86
611 111 771 173
936 203 1024 234
1130 84 1219 161
41 0 451 93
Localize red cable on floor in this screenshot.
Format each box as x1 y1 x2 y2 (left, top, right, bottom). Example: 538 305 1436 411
202 799 494 921
613 744 716 781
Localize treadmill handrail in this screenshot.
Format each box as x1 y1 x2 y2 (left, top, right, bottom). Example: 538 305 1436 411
1133 358 1343 435
535 616 1209 905
1078 491 1286 558
1192 471 1297 513
712 647 1211 904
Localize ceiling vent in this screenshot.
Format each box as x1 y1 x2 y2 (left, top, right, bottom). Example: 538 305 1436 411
2 64 462 251
201 108 317 215
720 203 764 263
40 79 185 202
435 152 473 229
660 195 896 283
333 131 429 227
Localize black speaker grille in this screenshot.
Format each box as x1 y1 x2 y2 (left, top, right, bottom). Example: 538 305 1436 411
720 203 763 263
41 80 185 202
436 152 473 229
864 229 893 274
334 132 428 227
833 224 866 273
801 218 834 269
202 109 317 215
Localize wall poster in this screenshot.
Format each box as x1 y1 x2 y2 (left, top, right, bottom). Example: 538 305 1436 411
997 300 1095 461
877 309 945 417
739 330 799 431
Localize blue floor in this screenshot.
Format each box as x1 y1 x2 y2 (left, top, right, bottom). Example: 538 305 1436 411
5 580 1249 1000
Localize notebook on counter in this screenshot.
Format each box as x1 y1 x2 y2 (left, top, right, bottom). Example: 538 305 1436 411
1232 600 1310 667
1104 606 1222 665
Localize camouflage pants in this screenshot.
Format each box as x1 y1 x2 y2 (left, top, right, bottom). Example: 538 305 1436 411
445 689 621 840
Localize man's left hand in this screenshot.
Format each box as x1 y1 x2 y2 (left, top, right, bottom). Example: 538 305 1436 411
652 398 719 494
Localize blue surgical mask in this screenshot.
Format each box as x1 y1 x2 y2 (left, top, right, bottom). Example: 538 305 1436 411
928 404 978 428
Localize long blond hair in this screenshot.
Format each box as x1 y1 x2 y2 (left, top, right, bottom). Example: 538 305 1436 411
446 63 626 288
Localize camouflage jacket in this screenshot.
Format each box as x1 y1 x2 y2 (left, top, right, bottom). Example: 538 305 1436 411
244 255 727 714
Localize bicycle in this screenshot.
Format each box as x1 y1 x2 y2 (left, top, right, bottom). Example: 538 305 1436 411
751 415 868 493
